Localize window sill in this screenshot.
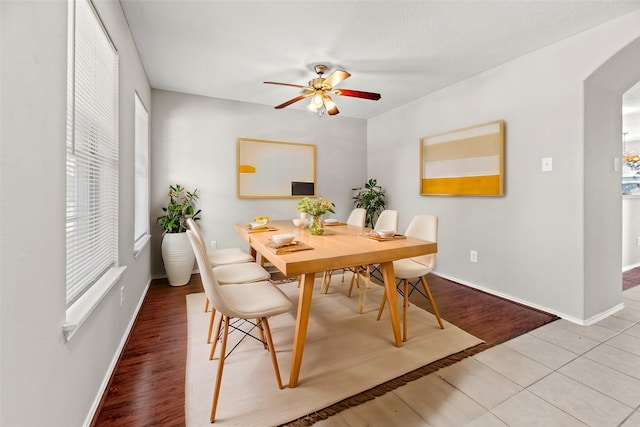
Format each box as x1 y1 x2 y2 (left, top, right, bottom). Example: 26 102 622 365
134 234 151 258
63 266 127 342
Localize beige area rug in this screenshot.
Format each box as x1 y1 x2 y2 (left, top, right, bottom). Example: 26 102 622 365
185 274 483 427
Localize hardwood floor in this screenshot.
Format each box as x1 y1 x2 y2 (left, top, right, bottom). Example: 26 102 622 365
92 269 640 426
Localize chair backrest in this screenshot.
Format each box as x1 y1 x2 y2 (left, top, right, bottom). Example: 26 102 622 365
187 230 244 318
187 229 236 318
346 208 366 227
186 229 217 302
374 209 398 233
405 214 438 268
185 217 207 253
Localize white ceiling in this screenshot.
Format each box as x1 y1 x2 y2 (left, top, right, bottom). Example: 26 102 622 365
120 0 640 121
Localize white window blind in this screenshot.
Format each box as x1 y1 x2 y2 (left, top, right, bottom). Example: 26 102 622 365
134 92 150 253
66 0 119 306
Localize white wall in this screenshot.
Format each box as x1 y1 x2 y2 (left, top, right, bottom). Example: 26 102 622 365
0 1 151 425
150 90 367 277
368 9 640 323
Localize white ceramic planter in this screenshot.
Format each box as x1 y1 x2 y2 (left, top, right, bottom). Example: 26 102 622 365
161 232 195 286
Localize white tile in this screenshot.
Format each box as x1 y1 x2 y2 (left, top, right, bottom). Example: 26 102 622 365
504 333 578 370
584 343 640 381
624 323 640 338
492 390 587 427
529 322 600 354
436 357 521 409
606 331 640 357
558 356 640 407
466 412 508 427
596 315 636 332
623 288 640 302
553 319 619 342
613 306 640 322
324 391 431 427
394 373 486 426
622 290 640 310
620 409 640 427
473 344 552 387
528 372 632 427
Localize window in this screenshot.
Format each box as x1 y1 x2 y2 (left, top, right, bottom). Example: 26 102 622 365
64 0 124 339
133 92 150 255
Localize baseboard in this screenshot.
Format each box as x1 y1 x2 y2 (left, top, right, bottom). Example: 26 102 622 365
432 271 629 326
83 278 152 427
623 262 640 272
581 302 625 326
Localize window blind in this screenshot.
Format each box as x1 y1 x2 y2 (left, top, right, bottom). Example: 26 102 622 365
134 92 149 246
66 0 119 306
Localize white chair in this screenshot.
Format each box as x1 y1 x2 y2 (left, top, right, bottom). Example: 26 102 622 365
374 209 398 234
186 218 254 267
348 210 399 302
185 218 271 343
186 229 293 423
377 214 444 341
320 208 367 294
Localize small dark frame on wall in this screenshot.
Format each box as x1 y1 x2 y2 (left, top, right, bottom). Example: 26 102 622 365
237 138 317 198
420 120 505 196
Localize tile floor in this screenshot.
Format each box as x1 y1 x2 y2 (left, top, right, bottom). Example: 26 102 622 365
315 286 640 427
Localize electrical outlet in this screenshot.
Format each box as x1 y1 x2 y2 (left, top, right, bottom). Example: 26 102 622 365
636 237 640 246
470 250 478 263
120 286 124 308
542 157 553 172
210 240 217 250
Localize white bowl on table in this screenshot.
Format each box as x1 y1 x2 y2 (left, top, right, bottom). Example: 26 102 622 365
376 229 395 238
272 233 296 245
292 218 304 228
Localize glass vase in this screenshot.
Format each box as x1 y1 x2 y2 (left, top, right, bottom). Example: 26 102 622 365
308 215 325 235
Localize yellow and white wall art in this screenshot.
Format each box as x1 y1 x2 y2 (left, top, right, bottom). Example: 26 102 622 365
420 120 505 196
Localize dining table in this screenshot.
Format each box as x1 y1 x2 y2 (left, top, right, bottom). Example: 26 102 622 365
234 219 437 388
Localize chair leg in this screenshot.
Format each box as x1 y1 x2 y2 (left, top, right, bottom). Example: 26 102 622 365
204 298 209 313
209 314 224 360
420 276 444 329
402 279 409 341
376 288 387 321
348 267 361 297
207 308 217 343
261 317 284 389
320 270 332 294
210 315 229 423
357 266 372 314
257 318 267 349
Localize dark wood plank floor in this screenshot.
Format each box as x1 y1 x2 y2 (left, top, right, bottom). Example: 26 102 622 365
92 268 640 426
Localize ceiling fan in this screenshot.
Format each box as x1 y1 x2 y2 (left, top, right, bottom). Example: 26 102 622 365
264 64 381 116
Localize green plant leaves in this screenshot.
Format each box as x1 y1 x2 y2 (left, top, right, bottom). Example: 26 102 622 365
157 184 201 233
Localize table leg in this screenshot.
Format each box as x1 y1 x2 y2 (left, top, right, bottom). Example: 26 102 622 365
289 272 315 388
380 261 402 347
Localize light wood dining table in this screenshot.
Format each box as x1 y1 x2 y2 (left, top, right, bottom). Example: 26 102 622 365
235 219 437 388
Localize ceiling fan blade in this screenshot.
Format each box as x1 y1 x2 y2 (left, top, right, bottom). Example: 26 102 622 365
323 70 351 88
333 89 381 101
275 94 308 109
264 81 307 89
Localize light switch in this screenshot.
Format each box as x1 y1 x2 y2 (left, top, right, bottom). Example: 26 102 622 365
542 157 553 172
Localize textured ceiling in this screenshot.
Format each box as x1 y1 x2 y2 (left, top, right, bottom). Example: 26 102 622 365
120 0 640 120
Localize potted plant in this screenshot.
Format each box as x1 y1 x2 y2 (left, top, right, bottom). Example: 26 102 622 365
352 178 387 228
296 197 335 235
157 184 201 286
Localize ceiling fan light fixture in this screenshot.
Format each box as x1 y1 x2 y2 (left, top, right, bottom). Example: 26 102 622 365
323 95 338 115
265 64 381 116
311 91 324 107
